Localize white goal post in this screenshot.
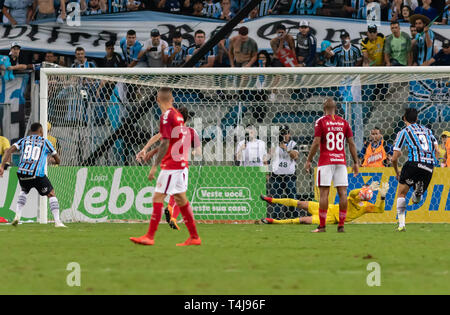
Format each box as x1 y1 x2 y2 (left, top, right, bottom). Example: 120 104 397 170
38 66 450 224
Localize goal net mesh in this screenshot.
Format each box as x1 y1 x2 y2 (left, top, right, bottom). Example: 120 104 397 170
43 68 450 223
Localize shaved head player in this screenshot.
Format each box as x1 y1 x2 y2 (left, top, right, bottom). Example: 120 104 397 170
304 99 359 233
130 88 201 246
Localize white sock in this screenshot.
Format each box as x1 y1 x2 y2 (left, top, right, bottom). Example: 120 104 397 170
15 191 28 220
49 197 61 223
397 197 406 228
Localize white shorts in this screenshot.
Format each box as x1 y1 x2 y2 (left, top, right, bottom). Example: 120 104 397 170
155 168 189 195
316 164 348 187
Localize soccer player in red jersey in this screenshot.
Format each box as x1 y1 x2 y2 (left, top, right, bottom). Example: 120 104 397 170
130 88 201 246
304 99 359 233
136 107 201 230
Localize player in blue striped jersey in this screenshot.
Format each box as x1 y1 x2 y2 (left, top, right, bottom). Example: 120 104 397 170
344 0 365 19
392 108 438 232
203 0 221 17
289 0 322 15
442 5 449 25
186 30 215 68
71 47 96 68
258 0 274 16
412 16 435 65
165 31 188 67
120 29 143 67
0 123 66 228
329 31 363 67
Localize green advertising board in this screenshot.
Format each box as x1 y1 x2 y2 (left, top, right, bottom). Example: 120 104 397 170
0 166 267 222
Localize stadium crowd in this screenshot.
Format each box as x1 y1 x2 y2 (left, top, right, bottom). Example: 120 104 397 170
0 0 448 24
3 15 449 71
0 0 448 69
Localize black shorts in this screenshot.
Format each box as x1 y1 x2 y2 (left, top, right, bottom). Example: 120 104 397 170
17 174 54 196
399 161 434 190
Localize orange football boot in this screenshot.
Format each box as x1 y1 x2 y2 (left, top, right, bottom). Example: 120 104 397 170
130 235 155 245
176 237 201 246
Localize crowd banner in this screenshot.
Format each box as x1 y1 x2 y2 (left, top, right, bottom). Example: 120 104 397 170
0 12 449 58
315 167 450 223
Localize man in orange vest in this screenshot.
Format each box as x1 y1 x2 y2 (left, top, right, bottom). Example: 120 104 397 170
441 131 450 167
359 127 393 167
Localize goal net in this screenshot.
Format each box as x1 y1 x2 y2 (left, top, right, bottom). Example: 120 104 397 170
39 67 450 224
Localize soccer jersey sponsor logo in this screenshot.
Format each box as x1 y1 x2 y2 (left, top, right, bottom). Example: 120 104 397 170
417 163 433 173
330 158 345 162
326 121 345 126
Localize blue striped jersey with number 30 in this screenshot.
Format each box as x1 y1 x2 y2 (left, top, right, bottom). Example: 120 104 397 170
394 124 437 165
13 135 56 177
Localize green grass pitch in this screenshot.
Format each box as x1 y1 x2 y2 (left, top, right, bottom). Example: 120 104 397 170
1 223 449 295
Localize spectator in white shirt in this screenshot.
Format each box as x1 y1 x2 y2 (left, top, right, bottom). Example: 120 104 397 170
235 125 268 167
138 29 168 68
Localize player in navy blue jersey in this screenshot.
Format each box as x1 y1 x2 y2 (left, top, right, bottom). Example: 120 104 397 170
392 108 438 232
0 123 66 228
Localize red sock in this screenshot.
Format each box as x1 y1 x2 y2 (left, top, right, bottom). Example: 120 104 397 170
179 201 199 239
319 209 328 228
146 202 163 239
338 209 347 227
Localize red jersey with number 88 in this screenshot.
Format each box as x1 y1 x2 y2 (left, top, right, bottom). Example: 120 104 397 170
314 115 353 166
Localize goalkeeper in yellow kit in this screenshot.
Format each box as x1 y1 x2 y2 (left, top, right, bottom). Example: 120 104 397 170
259 182 389 225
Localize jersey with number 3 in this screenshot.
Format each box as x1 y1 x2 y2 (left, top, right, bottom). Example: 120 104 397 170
160 107 189 170
14 135 56 177
314 115 353 166
394 123 437 164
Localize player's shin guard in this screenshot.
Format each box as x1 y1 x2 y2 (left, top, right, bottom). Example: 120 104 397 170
319 209 327 227
146 203 163 239
338 209 347 227
179 201 199 239
49 197 61 223
15 191 27 220
397 197 406 228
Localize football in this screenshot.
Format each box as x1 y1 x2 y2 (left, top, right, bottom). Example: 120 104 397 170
358 186 374 201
